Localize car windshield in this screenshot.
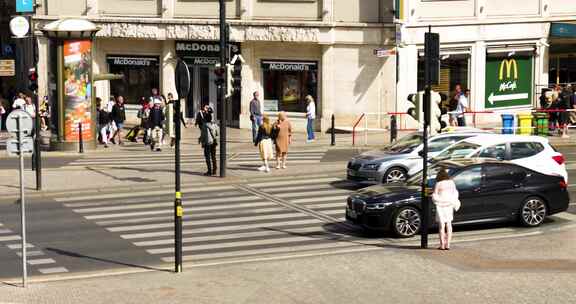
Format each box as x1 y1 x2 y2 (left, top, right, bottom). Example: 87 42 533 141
433 142 481 161
383 133 423 154
407 164 459 186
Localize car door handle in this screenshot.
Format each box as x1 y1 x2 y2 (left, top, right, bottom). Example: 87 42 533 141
513 184 522 188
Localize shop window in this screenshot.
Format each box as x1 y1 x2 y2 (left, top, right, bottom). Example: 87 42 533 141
417 54 469 105
262 60 318 113
107 55 160 105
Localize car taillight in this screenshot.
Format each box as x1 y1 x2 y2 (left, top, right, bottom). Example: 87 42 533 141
553 154 565 165
560 180 567 189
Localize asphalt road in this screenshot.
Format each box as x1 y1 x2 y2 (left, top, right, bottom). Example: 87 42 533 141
0 146 575 282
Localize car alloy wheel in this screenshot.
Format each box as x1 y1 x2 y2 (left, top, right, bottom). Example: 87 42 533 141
384 167 407 183
392 206 421 238
520 197 547 227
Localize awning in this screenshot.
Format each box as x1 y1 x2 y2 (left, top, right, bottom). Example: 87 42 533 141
486 45 535 55
418 47 470 57
551 22 576 38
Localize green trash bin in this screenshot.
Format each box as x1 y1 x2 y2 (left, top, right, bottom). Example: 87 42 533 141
533 112 549 136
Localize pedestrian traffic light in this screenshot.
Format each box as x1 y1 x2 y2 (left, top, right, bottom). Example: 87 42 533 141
430 91 447 134
28 68 38 92
214 64 225 86
407 92 422 122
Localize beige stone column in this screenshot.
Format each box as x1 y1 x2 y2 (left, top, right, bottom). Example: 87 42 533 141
162 40 177 97
320 45 334 131
240 0 253 20
162 0 175 19
240 42 256 129
37 37 49 101
86 0 99 16
322 0 334 22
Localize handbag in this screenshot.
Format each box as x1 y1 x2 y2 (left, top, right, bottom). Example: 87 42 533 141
453 199 461 212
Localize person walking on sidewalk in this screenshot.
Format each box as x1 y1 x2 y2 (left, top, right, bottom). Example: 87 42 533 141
250 91 263 144
149 100 165 152
199 107 219 176
274 111 292 169
254 115 274 172
97 100 112 148
110 96 126 145
456 89 470 127
432 168 460 250
305 95 316 142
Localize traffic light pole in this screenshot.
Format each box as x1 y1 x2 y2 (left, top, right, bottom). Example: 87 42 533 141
30 17 42 191
218 0 227 178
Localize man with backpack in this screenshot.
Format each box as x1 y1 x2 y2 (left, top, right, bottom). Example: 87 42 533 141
199 105 219 176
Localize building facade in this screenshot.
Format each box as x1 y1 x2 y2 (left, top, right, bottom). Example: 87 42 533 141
396 0 576 127
33 0 396 132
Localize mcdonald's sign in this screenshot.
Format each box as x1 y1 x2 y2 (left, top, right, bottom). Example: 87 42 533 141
485 56 532 109
499 59 518 81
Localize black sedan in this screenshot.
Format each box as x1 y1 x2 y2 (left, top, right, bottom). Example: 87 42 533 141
345 159 570 237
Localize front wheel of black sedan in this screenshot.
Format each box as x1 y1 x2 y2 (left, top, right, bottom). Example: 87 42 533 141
391 206 421 238
519 197 547 227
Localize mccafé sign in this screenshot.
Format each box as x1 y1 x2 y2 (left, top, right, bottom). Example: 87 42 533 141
498 59 519 92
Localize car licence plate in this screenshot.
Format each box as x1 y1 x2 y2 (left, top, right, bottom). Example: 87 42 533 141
346 208 357 219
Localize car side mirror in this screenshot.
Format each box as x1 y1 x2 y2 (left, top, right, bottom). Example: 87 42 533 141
418 150 424 157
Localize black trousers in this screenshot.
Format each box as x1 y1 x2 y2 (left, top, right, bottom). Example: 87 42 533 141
203 144 217 173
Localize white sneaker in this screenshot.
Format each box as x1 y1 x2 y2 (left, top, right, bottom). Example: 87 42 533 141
562 134 570 139
258 165 267 171
265 167 270 172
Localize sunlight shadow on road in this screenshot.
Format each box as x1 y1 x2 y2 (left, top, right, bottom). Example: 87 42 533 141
45 247 171 273
85 167 157 183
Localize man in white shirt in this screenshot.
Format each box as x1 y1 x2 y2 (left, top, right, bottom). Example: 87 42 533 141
456 89 470 127
305 95 316 142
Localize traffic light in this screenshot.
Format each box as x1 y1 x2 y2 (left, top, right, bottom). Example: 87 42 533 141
407 92 422 122
430 91 447 134
214 63 225 86
28 68 38 92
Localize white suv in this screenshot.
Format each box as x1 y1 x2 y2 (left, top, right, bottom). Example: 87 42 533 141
413 134 568 182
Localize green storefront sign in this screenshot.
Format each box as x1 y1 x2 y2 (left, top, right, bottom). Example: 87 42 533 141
485 56 533 109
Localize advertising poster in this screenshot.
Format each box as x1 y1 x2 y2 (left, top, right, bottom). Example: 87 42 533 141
63 40 92 141
485 56 533 109
282 74 299 103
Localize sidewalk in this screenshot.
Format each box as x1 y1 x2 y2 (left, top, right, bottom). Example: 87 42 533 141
1 226 574 304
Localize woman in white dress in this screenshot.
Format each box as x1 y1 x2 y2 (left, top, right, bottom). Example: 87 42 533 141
432 168 460 250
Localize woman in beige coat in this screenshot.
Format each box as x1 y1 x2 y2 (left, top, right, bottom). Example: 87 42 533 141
273 111 292 169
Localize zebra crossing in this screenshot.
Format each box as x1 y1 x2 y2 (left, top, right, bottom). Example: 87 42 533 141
0 222 69 275
62 149 328 169
49 172 573 270
56 175 390 265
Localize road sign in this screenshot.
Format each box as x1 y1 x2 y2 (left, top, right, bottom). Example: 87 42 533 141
485 56 533 108
6 110 33 135
0 60 15 76
9 16 30 38
16 0 35 13
6 138 34 156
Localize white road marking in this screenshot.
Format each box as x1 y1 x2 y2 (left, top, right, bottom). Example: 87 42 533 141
37 267 68 274
107 212 309 232
0 229 13 234
133 226 325 247
275 189 351 198
57 185 234 203
120 218 321 240
0 235 21 242
15 250 45 257
27 258 56 265
291 195 349 204
6 243 34 249
248 177 340 188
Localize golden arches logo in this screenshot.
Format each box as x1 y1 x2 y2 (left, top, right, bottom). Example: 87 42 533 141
499 59 518 81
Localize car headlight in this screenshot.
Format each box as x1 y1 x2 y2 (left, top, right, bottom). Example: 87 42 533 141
363 163 380 171
366 202 393 210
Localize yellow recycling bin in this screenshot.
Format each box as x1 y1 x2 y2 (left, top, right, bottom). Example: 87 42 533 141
516 113 533 135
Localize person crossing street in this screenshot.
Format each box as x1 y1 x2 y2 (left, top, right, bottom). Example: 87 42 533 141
149 100 165 152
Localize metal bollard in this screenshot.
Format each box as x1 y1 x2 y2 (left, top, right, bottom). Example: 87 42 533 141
390 115 397 143
331 114 335 146
78 122 84 154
